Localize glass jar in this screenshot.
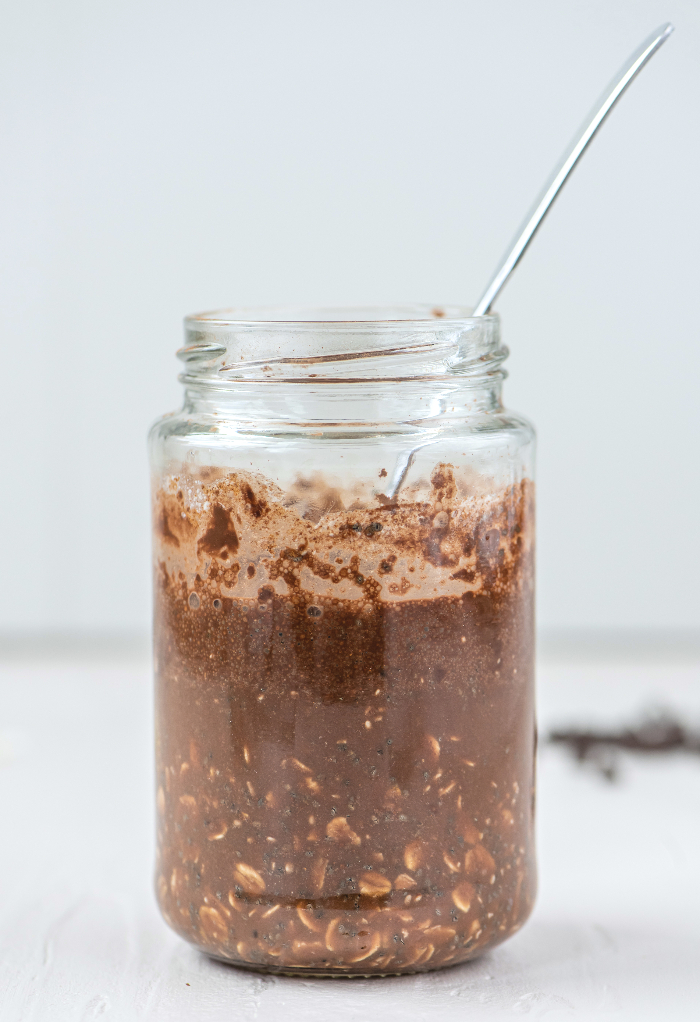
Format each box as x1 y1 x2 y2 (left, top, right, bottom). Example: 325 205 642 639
149 305 536 976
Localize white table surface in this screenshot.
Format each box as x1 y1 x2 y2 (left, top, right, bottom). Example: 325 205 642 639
1 651 699 1021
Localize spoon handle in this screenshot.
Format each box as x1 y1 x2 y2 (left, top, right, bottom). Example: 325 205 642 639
472 23 674 318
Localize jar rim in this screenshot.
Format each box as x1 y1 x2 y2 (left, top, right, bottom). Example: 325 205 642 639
185 304 492 328
179 305 504 384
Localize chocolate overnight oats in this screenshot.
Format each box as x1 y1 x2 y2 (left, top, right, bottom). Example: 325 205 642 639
153 462 536 975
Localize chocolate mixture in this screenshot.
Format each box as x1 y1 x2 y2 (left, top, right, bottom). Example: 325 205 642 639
153 465 536 974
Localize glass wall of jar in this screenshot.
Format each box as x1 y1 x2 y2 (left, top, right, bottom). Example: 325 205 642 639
149 306 536 976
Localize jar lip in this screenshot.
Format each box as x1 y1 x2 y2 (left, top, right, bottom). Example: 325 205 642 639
180 305 504 384
185 304 494 327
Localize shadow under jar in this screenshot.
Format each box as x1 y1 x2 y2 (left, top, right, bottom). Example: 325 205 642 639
149 305 536 976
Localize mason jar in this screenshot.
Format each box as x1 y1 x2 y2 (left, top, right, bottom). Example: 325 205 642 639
149 305 536 976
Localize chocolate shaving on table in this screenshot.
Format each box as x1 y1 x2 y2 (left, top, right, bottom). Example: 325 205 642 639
548 712 700 782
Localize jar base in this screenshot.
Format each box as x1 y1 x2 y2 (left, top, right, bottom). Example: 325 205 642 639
205 949 481 979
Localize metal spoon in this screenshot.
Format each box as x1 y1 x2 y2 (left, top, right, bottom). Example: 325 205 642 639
387 25 673 502
472 22 674 317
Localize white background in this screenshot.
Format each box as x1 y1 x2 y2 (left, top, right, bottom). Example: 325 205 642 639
1 0 698 638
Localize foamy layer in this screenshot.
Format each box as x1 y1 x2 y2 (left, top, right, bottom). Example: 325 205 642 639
153 465 533 604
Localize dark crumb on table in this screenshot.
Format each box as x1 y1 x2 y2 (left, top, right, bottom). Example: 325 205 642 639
549 711 700 781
